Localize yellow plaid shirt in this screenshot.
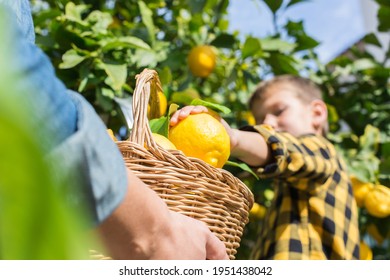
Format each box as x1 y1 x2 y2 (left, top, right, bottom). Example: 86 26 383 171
249 125 360 260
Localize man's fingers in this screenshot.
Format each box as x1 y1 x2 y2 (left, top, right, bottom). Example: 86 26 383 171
205 231 229 260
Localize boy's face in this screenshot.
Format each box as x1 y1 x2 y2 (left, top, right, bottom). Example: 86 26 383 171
251 85 318 137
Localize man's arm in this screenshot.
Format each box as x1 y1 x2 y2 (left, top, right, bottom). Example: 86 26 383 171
97 169 229 260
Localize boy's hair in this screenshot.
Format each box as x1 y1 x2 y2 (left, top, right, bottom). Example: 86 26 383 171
249 75 328 135
249 75 323 110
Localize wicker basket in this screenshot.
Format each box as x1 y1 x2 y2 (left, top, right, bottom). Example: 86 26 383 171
116 69 254 259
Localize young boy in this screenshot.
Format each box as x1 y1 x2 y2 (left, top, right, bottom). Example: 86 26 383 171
170 75 360 260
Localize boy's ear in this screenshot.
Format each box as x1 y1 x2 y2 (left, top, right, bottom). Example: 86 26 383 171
311 99 328 132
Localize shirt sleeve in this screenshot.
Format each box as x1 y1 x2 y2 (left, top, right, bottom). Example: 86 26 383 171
2 3 128 226
47 91 128 226
251 125 339 193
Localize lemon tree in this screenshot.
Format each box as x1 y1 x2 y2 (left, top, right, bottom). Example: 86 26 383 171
32 0 390 259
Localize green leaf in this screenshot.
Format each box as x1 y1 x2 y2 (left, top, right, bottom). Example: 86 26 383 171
286 0 310 8
190 99 231 114
359 125 381 155
150 116 169 137
242 37 262 59
187 0 207 14
101 36 151 51
59 49 87 69
362 33 382 48
263 0 283 13
260 38 296 52
295 35 319 51
159 66 173 86
64 2 89 25
352 58 377 72
266 53 299 75
101 63 127 91
348 160 376 183
138 0 156 45
225 161 259 179
86 11 113 33
378 6 390 32
210 33 236 49
78 77 88 92
375 0 390 8
171 89 201 105
133 47 168 68
33 9 62 26
168 103 180 116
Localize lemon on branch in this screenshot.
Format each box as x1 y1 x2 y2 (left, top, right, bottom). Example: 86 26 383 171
187 45 216 78
360 241 373 260
364 184 390 218
350 175 373 208
249 203 267 220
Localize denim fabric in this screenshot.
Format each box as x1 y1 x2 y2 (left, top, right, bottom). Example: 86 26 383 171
1 1 128 224
2 0 77 150
0 0 35 43
48 91 128 225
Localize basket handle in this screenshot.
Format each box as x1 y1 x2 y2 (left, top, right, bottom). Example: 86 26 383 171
129 69 163 149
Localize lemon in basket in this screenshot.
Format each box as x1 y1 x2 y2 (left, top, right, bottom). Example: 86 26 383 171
168 113 230 168
152 133 177 150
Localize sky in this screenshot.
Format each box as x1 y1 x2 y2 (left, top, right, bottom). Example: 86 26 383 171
227 0 367 63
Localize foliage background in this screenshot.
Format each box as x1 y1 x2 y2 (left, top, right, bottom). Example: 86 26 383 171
31 0 390 259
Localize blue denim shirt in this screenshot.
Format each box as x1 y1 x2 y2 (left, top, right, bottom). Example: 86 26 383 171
0 0 128 225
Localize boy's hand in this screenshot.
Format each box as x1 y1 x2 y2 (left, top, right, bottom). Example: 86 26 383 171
169 105 239 149
169 105 208 126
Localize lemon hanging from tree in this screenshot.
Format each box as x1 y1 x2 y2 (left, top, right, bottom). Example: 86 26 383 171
187 45 216 78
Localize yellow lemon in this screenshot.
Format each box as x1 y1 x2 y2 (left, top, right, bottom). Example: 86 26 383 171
249 203 267 220
187 45 216 78
107 129 117 141
168 113 230 168
360 241 373 260
152 133 177 150
350 175 374 208
148 91 168 119
364 184 390 218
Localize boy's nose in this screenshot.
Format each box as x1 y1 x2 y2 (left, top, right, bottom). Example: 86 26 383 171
262 114 277 128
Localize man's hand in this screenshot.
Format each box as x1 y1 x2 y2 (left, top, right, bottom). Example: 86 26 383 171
97 170 229 260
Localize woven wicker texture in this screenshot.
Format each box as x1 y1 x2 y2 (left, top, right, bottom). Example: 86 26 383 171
116 69 254 259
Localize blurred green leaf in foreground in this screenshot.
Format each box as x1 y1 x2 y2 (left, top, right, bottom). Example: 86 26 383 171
0 7 101 259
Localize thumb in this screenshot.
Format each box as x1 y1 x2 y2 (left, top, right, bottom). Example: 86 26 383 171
205 232 229 260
